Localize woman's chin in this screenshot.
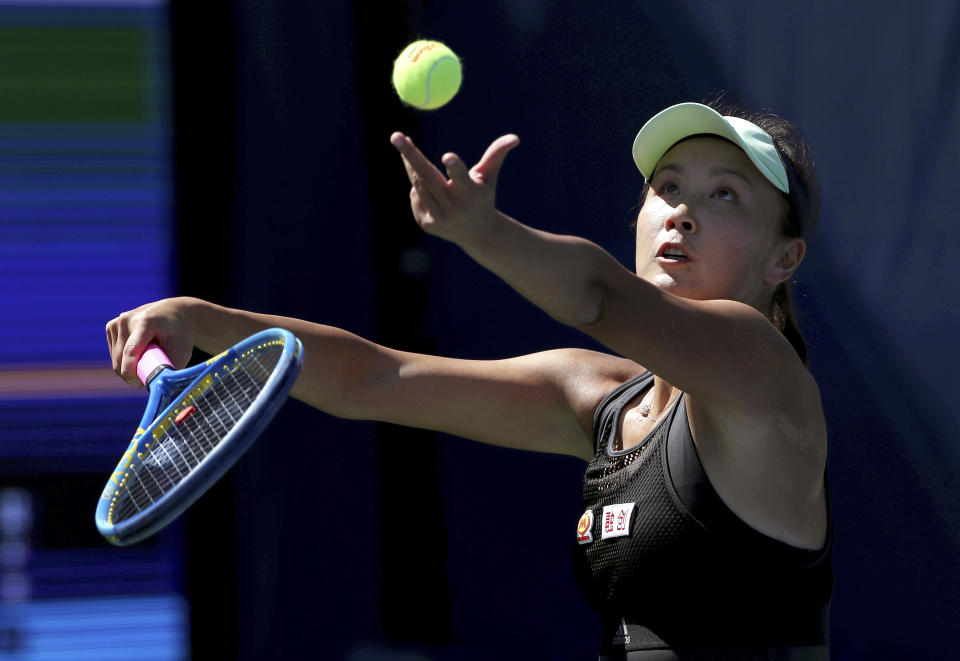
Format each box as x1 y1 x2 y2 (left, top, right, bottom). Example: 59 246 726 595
645 272 693 295
644 274 721 302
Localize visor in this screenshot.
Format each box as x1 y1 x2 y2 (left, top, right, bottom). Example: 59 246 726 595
632 102 790 194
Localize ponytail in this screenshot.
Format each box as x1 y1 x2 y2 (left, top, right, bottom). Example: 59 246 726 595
703 99 820 369
771 282 808 367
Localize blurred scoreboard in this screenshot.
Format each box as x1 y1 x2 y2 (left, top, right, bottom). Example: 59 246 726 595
0 1 187 658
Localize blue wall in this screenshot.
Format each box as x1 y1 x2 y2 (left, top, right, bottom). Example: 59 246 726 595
0 3 187 660
199 2 960 659
207 2 960 659
4 1 957 660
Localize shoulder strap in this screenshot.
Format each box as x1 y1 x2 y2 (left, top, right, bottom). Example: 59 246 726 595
592 371 652 452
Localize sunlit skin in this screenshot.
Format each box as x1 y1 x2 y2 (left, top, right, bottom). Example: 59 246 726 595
624 137 813 511
105 128 827 552
634 137 804 312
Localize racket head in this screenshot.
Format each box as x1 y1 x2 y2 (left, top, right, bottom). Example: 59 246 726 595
96 328 303 545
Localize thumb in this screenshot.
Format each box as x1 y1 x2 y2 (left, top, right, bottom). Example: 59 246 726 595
470 134 519 187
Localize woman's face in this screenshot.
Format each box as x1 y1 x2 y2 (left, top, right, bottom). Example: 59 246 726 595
634 136 799 308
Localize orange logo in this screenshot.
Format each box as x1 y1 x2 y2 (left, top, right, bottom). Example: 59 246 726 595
577 509 594 544
577 513 591 535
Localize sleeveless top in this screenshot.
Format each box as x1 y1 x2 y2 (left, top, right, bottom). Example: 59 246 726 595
572 372 833 654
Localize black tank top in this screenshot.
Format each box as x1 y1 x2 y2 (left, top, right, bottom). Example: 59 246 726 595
572 372 833 654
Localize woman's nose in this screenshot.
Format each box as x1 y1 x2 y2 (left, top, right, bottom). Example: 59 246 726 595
665 203 697 233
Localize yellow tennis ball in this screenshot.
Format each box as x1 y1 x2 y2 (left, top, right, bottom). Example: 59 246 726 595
392 40 462 110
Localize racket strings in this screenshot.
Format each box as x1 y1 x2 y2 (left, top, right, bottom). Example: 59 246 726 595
113 346 283 523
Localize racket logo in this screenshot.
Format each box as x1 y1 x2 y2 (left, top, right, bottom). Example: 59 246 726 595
95 328 303 546
175 405 197 425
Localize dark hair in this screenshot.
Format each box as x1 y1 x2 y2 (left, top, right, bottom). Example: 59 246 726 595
708 99 820 365
636 98 821 365
707 98 821 239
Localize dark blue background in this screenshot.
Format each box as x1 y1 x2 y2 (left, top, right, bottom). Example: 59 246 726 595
148 1 960 659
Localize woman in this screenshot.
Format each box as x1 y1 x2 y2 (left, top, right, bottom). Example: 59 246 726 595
106 101 832 659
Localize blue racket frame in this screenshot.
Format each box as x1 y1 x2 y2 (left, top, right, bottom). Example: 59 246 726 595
96 328 303 546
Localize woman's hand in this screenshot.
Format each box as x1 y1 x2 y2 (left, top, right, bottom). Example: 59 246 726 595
390 132 519 246
105 297 200 387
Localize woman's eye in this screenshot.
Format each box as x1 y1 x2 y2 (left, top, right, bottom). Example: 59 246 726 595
661 182 679 195
713 187 735 201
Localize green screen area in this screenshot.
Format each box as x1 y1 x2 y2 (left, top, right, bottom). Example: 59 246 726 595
0 26 146 121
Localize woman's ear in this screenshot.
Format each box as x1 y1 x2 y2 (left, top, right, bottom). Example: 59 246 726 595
765 237 806 286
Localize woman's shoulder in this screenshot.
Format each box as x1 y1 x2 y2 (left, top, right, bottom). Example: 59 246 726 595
684 373 828 550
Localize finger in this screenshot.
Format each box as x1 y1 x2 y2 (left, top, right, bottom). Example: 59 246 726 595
397 149 447 215
400 152 444 217
108 314 132 376
409 179 444 226
106 320 120 373
409 187 429 218
397 149 428 191
390 132 447 190
442 152 471 186
120 325 156 387
471 134 520 186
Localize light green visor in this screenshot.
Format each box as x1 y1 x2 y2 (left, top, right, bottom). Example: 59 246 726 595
632 102 789 194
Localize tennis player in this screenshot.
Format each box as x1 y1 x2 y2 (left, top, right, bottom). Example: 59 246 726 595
107 101 832 660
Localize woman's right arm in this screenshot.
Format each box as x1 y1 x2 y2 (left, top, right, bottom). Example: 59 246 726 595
106 297 639 460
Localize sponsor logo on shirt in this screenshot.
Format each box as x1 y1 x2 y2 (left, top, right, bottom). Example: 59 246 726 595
611 618 631 646
576 509 594 544
600 502 636 540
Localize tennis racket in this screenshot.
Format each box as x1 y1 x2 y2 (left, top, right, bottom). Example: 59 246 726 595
96 328 303 546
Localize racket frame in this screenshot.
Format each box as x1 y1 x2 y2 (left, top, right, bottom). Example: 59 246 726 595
95 328 302 546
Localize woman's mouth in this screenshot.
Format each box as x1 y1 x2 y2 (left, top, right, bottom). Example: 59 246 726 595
656 243 691 263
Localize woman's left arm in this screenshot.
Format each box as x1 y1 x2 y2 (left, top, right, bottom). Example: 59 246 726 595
390 133 813 419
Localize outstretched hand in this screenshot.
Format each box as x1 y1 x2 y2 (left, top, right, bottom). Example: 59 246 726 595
390 132 519 245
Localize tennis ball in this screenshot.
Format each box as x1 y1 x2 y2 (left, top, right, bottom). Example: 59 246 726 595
392 40 462 110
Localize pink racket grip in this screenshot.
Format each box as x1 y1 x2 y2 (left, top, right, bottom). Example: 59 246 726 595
137 343 174 385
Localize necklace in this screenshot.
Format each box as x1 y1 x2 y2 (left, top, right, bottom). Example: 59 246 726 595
613 387 662 452
637 388 654 418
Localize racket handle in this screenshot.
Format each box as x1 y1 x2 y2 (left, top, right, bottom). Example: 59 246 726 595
137 343 174 386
